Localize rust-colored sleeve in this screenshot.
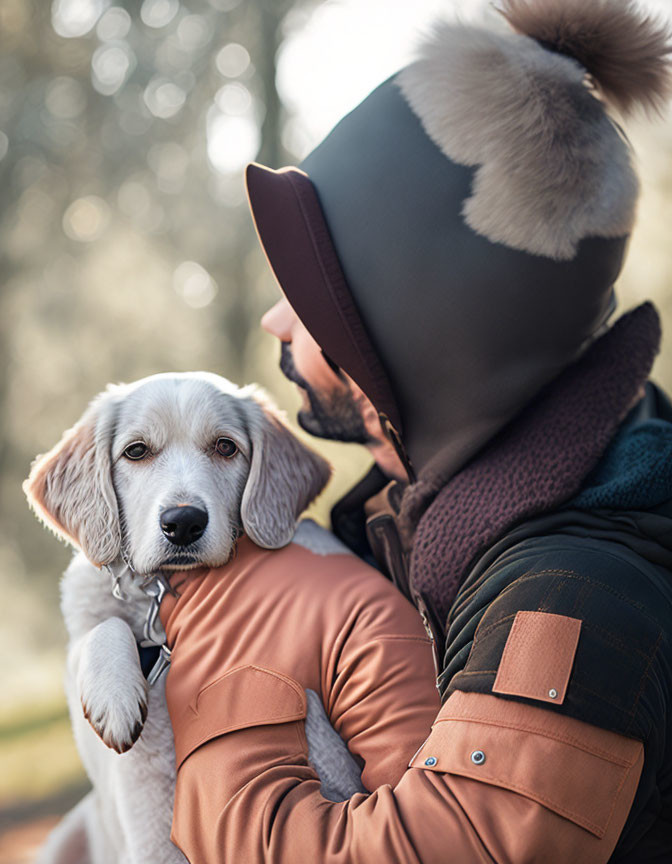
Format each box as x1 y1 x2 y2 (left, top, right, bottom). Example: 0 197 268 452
169 682 644 864
160 539 441 792
320 598 441 790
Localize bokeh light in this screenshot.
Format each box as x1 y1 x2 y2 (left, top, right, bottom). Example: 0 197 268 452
207 110 260 174
144 76 187 118
215 82 252 115
215 42 250 78
92 42 135 95
51 0 108 38
140 0 179 29
176 14 212 50
62 195 111 242
96 5 132 40
173 260 218 308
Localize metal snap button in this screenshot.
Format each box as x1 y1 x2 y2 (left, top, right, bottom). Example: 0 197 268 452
424 756 437 767
470 750 486 766
548 688 558 699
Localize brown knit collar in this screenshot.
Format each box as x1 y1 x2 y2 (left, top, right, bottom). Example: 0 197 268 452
405 303 661 628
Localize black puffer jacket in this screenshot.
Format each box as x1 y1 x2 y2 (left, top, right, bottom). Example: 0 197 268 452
333 382 672 860
440 384 672 860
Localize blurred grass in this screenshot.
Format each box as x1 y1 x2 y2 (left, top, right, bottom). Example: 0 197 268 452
0 705 68 744
0 699 84 806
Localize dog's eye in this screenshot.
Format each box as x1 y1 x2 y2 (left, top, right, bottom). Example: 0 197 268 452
123 442 149 460
215 437 238 458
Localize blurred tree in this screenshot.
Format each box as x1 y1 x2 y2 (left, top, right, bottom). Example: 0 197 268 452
0 0 370 832
0 0 316 626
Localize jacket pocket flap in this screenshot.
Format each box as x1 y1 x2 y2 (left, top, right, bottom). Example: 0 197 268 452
409 691 643 838
175 664 306 768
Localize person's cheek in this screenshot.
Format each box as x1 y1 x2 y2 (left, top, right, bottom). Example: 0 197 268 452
293 333 340 392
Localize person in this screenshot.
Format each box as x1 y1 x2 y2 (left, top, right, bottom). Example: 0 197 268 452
159 0 672 861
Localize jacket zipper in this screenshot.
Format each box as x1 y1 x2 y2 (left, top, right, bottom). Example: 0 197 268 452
417 602 441 688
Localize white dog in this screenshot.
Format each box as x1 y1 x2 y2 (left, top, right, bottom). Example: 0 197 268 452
24 373 365 864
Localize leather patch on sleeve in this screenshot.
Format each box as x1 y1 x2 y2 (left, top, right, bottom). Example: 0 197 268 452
493 611 581 705
409 691 644 839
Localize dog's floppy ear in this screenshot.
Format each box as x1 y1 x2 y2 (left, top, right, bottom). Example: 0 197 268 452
23 390 121 567
239 391 331 549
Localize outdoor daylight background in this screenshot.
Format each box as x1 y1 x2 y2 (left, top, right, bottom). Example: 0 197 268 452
1 0 672 860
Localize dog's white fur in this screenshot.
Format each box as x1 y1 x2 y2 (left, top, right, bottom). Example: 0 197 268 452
25 373 364 864
397 21 639 260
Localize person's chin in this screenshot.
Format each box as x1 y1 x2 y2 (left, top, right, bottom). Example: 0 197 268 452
297 408 370 445
297 407 338 441
296 386 311 409
296 408 324 438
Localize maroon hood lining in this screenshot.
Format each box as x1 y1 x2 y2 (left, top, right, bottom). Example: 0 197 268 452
245 163 401 432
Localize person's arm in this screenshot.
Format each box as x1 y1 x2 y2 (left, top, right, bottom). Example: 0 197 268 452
315 580 441 790
159 537 441 791
160 555 644 864
168 676 643 864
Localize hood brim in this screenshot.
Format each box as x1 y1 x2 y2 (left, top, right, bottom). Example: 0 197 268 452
245 162 402 432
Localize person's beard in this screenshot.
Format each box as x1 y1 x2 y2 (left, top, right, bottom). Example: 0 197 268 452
279 342 371 444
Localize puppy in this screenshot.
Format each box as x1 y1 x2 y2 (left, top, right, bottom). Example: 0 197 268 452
24 373 365 864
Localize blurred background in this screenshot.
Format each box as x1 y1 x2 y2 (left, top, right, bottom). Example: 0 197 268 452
1 0 671 859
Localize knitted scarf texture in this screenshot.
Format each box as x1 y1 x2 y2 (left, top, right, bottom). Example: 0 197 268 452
407 303 662 627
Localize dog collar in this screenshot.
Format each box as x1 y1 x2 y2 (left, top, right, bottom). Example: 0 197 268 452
101 559 173 685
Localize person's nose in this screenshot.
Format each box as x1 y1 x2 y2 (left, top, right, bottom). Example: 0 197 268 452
261 298 296 341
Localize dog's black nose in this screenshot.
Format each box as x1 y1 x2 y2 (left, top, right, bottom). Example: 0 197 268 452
160 506 208 546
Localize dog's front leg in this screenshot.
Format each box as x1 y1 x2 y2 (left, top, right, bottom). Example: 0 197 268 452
69 617 148 753
305 689 366 801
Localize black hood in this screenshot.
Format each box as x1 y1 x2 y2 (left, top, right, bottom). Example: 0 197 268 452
246 74 626 480
299 77 624 478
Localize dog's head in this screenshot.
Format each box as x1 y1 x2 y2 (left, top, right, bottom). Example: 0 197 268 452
24 373 331 574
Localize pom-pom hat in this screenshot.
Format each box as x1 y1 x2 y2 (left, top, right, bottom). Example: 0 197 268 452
246 0 672 481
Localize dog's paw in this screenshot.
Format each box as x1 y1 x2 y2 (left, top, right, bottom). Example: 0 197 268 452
82 691 148 754
76 618 149 754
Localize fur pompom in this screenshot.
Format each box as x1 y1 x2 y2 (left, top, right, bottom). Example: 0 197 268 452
397 22 639 260
499 0 672 115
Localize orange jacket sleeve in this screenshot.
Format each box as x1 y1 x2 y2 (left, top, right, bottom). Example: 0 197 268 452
168 681 643 864
160 540 643 864
160 537 440 790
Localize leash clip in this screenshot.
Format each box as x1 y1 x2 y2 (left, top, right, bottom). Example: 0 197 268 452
140 573 172 648
139 573 174 686
146 643 172 687
102 561 173 686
